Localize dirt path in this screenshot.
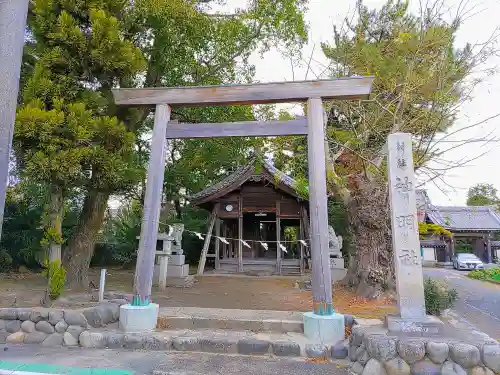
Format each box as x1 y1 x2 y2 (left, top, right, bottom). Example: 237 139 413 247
0 269 396 319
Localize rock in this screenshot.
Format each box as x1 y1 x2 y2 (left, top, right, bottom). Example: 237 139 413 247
63 332 78 346
0 331 7 344
349 346 358 361
48 310 64 325
32 308 50 323
35 321 54 334
172 336 200 351
384 357 410 375
16 309 32 321
20 320 36 333
24 332 47 344
107 333 125 348
365 335 398 362
42 332 63 347
410 359 441 375
350 326 365 347
271 341 301 357
142 334 170 351
83 304 117 328
331 342 349 359
199 337 238 354
450 343 480 369
0 319 5 330
124 334 146 350
397 339 426 364
238 339 271 355
468 366 494 375
441 361 467 375
0 308 17 320
66 325 85 339
107 303 120 321
305 344 328 358
345 314 357 327
5 320 21 333
54 321 68 333
79 331 107 348
482 344 500 373
109 299 128 306
426 341 449 364
6 331 25 344
362 358 386 375
63 311 88 327
351 361 364 375
357 348 370 366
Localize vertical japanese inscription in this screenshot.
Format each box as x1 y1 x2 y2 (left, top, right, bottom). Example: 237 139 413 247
396 141 407 169
388 133 426 319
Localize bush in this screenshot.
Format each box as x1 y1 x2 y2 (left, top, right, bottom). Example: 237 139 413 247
0 250 13 272
42 259 66 300
424 278 458 316
469 268 500 282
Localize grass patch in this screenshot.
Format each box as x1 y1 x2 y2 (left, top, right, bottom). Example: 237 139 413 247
468 268 500 282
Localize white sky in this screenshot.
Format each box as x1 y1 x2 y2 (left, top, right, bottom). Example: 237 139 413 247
218 0 500 206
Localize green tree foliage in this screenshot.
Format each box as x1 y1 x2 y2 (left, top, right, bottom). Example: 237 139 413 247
268 0 491 298
466 183 499 206
320 0 494 298
42 259 67 300
18 0 308 288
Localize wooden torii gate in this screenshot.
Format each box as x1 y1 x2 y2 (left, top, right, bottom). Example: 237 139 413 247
112 77 373 316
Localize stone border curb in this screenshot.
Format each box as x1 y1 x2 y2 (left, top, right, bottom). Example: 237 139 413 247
0 307 355 360
348 326 500 375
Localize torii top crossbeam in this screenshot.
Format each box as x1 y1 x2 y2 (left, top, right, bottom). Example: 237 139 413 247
112 77 373 106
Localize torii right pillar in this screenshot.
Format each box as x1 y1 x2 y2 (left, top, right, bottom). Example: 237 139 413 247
303 97 344 343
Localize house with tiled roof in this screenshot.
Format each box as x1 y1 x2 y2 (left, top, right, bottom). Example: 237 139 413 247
416 190 500 264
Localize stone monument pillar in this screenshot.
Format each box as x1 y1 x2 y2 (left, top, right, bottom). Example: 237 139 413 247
386 133 443 333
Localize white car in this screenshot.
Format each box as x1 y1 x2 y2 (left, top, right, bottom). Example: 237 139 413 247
453 253 485 271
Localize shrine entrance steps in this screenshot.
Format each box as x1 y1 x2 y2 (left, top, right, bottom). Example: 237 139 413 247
158 307 304 333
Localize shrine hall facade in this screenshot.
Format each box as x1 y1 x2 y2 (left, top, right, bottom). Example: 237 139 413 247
189 158 310 275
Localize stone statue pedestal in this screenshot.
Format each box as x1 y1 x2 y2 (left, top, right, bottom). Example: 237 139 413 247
327 226 346 282
329 255 345 269
139 225 194 289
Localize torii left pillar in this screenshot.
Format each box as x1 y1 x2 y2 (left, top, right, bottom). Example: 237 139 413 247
119 104 170 332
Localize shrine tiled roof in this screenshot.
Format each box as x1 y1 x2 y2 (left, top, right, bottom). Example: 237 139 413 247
426 205 500 231
188 158 302 205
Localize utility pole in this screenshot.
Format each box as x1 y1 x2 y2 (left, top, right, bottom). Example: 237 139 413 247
0 0 30 240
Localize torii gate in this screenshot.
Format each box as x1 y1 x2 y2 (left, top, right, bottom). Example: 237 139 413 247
112 77 373 340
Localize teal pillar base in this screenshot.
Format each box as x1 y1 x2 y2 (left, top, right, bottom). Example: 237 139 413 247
303 311 344 343
131 295 150 306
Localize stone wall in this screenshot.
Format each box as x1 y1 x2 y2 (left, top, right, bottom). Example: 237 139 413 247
0 300 125 346
348 326 500 375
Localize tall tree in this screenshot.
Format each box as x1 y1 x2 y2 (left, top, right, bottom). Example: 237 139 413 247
467 183 498 206
19 0 308 289
270 0 496 298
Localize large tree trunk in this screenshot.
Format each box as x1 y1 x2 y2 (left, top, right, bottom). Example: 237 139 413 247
341 176 395 299
63 190 109 290
48 186 63 262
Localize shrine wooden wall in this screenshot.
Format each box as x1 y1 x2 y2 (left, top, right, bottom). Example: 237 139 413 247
216 182 303 219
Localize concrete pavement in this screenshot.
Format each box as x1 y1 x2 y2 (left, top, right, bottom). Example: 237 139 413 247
0 346 349 375
424 267 500 340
